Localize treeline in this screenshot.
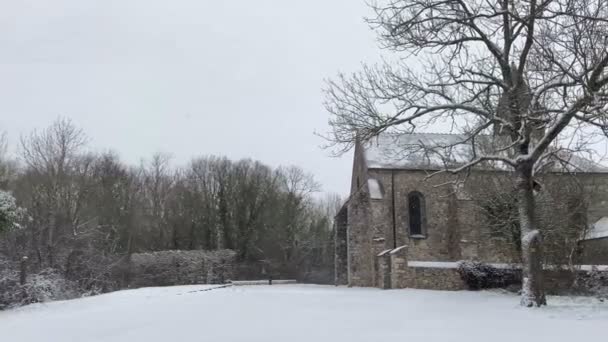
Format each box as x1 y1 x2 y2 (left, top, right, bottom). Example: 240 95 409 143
0 118 339 287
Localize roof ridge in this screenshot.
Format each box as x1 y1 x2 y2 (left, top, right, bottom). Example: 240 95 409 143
377 132 464 136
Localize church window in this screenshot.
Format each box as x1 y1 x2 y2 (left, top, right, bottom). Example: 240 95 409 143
408 191 426 238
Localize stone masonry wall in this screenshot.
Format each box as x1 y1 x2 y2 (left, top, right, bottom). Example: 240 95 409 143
581 238 608 264
381 245 592 292
346 189 374 287
334 208 348 285
389 246 408 289
367 170 521 265
353 169 608 290
579 173 608 223
384 245 466 290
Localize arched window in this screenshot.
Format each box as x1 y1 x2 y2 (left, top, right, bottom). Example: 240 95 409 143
408 191 426 237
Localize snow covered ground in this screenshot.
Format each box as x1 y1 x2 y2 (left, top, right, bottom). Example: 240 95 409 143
1 284 606 342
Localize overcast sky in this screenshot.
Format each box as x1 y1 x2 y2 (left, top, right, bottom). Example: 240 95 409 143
0 0 381 196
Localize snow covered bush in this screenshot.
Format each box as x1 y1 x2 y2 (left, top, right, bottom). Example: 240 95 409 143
18 269 78 304
575 268 608 299
0 265 78 310
0 190 25 233
457 261 520 290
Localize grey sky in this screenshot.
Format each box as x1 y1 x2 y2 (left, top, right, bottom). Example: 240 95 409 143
0 0 380 196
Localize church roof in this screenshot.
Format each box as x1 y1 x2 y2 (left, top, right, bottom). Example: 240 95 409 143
362 133 608 173
582 217 608 241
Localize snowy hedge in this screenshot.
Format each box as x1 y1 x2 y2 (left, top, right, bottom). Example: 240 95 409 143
127 249 236 288
457 261 520 290
575 268 608 298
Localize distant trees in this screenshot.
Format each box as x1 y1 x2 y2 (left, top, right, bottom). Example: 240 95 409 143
0 118 337 289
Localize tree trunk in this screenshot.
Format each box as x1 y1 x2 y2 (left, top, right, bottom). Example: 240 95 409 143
47 210 56 267
516 164 547 307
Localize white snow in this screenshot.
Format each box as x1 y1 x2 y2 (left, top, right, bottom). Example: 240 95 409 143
1 285 607 342
390 245 408 254
407 260 608 271
377 249 392 257
583 217 608 240
408 261 517 269
231 280 297 286
364 133 477 170
408 261 461 269
363 132 608 172
578 265 608 271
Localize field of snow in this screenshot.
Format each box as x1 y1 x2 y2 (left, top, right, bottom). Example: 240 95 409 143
1 284 607 342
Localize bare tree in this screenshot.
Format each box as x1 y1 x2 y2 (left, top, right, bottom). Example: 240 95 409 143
140 153 174 250
20 118 92 267
324 0 608 306
272 166 321 267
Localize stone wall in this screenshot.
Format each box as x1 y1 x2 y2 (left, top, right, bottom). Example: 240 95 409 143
334 208 348 285
358 171 608 291
376 250 392 289
365 169 608 267
389 246 408 289
346 189 374 286
128 249 235 288
580 238 608 264
406 267 467 290
579 173 608 223
390 265 576 293
378 245 601 293
367 170 522 265
382 245 466 291
341 151 608 290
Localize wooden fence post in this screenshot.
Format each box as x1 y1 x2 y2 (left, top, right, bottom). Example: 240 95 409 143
20 256 28 285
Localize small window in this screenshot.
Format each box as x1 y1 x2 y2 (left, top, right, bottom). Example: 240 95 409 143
408 191 426 238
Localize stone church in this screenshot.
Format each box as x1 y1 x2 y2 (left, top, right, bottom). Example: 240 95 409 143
334 133 608 290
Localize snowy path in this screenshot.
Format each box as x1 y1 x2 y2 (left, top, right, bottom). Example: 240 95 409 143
1 285 607 342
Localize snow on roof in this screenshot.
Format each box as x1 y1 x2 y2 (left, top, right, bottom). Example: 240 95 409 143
389 245 408 255
407 261 460 269
583 217 608 240
407 260 608 271
364 133 478 170
363 133 608 173
377 249 392 257
367 178 383 199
